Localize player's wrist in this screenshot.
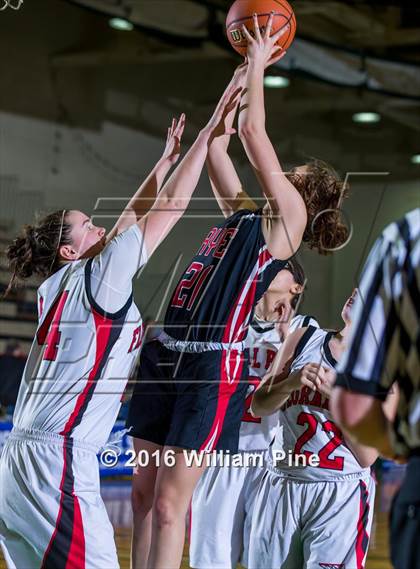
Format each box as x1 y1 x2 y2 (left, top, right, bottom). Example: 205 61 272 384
247 58 265 73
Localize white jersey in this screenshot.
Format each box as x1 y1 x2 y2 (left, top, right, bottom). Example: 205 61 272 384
239 314 319 452
13 224 148 449
272 326 370 480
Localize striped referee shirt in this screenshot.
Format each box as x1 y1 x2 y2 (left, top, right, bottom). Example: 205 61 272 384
335 208 420 458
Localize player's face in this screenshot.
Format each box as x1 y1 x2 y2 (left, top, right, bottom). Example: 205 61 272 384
256 269 302 321
62 210 106 260
341 288 358 325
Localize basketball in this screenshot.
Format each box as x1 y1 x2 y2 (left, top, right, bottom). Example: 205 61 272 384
226 0 297 57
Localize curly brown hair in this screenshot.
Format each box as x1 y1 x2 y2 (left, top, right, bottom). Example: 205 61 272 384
4 210 72 296
287 159 350 255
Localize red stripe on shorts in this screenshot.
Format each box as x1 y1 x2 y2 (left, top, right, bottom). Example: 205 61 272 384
355 480 370 569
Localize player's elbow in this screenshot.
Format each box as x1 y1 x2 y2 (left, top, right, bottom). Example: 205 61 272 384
156 195 186 219
250 391 270 418
238 121 265 142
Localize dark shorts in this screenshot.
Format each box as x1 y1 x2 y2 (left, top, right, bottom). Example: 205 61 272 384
390 454 420 569
126 340 249 453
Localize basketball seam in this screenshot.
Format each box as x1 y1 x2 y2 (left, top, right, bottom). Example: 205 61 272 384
273 0 293 16
227 12 289 29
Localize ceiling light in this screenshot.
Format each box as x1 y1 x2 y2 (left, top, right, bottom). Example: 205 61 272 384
352 112 381 124
109 18 134 31
264 76 290 88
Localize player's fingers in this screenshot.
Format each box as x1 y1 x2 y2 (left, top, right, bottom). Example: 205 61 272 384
226 86 243 106
264 11 274 39
301 376 317 391
253 13 262 42
272 23 290 43
175 114 185 137
241 24 254 44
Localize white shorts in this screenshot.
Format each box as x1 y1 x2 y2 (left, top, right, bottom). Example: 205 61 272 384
248 469 376 569
189 452 266 569
0 428 119 569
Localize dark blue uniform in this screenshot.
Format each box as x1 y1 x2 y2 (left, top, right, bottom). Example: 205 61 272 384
164 208 283 343
127 209 287 452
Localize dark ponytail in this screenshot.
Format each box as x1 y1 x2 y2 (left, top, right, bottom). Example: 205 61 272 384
4 210 72 296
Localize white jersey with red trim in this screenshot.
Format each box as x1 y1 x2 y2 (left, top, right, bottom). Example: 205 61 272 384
239 314 319 452
271 326 370 480
12 224 148 449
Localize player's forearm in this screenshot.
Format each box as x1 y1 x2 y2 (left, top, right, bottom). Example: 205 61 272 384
156 130 211 212
207 148 243 215
127 158 172 218
331 389 394 456
251 374 297 417
238 61 266 135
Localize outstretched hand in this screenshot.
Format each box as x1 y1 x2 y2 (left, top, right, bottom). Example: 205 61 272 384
161 114 186 166
242 12 288 68
203 85 243 142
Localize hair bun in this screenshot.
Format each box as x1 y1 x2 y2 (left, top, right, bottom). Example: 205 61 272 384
6 226 36 280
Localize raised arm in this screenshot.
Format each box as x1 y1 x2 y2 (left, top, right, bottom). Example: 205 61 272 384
138 84 242 257
106 116 185 241
207 63 258 218
238 14 307 259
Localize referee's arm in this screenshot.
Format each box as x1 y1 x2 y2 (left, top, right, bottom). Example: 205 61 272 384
330 234 400 458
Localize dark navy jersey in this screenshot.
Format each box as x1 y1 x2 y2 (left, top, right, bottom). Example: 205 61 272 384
164 208 286 343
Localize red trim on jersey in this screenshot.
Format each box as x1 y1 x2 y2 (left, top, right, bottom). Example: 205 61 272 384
355 480 370 569
199 348 245 451
66 495 86 569
224 247 272 344
41 443 69 568
41 442 86 569
60 309 112 435
198 248 272 451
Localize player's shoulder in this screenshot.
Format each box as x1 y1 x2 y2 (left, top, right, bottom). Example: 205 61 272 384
290 314 320 332
227 206 264 222
288 325 324 361
281 326 311 358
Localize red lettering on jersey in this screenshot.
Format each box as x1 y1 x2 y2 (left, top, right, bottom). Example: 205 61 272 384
265 349 276 370
186 265 213 310
213 228 238 259
251 348 261 368
197 228 222 256
128 324 144 353
308 390 323 408
171 262 203 308
293 412 345 471
298 386 311 405
289 390 300 407
37 290 69 361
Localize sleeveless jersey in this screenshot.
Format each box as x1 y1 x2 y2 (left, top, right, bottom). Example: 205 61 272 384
271 326 370 480
13 225 147 449
164 208 286 343
239 315 319 452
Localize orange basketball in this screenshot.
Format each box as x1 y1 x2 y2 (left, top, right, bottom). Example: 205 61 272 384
226 0 296 57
